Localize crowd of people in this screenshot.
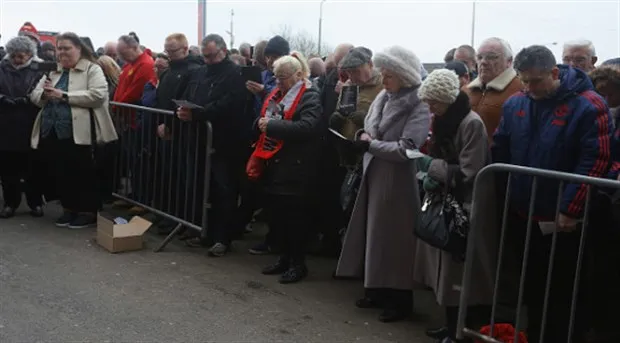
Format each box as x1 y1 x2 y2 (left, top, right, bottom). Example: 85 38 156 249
1 22 620 343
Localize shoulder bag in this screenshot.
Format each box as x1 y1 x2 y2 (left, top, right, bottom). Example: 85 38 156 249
415 165 470 261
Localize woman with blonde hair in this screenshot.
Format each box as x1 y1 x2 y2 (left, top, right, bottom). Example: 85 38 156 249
96 55 120 100
247 51 322 284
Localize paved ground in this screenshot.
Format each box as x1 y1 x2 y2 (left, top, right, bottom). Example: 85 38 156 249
0 203 442 342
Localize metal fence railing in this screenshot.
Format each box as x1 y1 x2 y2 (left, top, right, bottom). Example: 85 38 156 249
456 163 620 343
108 102 213 252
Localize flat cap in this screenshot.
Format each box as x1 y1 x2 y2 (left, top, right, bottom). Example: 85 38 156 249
339 46 373 70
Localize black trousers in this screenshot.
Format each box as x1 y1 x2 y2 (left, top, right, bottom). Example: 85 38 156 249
506 212 587 343
264 194 312 265
39 133 99 213
0 150 42 209
365 288 413 313
206 157 241 245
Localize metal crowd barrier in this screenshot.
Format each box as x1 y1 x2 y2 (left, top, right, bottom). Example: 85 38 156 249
456 163 620 343
108 102 213 252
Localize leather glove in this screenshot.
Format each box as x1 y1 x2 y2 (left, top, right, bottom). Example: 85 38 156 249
0 97 16 106
416 155 433 173
423 175 441 193
352 140 370 152
13 97 30 105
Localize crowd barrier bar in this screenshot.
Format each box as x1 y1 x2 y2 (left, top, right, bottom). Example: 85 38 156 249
456 163 620 342
109 102 213 252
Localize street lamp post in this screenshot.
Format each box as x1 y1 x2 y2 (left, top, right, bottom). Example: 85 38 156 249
318 0 326 56
470 0 476 47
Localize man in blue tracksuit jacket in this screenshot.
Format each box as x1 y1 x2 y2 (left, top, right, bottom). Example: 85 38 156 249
492 45 612 343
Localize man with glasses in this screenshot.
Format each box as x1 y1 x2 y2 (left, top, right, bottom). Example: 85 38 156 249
562 39 597 73
153 33 203 234
463 37 522 143
176 34 249 257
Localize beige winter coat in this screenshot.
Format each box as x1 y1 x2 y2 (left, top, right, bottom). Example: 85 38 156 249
30 58 118 148
413 111 498 306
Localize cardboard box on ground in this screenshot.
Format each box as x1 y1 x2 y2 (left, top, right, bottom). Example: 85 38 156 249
96 212 152 253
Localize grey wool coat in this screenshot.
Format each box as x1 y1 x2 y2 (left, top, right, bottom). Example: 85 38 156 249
335 86 431 290
413 111 498 307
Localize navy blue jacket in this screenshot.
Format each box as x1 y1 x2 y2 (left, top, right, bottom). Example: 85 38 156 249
492 65 613 219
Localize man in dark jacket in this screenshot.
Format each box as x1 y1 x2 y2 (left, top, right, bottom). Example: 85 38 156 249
312 43 353 256
493 45 613 343
177 34 249 257
153 33 203 233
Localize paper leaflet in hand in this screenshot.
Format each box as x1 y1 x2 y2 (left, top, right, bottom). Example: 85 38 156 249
328 128 349 141
172 99 204 110
406 149 426 159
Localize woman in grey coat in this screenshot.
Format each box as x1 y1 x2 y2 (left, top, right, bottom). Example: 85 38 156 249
335 46 431 323
414 69 496 343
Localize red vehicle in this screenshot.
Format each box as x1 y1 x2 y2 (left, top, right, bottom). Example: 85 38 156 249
19 22 95 52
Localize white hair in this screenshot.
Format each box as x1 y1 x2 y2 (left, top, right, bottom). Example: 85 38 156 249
479 37 513 60
563 39 596 57
5 36 38 58
373 45 422 87
273 51 310 79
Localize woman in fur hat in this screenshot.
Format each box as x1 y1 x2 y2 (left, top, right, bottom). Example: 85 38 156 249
335 46 430 322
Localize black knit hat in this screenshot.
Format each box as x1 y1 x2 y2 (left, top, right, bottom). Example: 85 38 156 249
444 60 469 77
264 35 290 57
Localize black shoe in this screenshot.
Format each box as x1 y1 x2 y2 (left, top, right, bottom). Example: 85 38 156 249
279 265 308 284
56 211 76 227
0 207 15 219
262 258 289 275
426 327 450 340
68 214 96 229
356 297 380 309
29 206 44 218
378 309 411 323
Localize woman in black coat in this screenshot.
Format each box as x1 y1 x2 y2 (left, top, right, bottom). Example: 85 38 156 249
247 52 323 284
0 36 45 218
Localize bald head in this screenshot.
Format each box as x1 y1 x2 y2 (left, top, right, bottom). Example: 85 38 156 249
333 43 354 65
308 57 326 78
325 54 336 73
104 41 117 58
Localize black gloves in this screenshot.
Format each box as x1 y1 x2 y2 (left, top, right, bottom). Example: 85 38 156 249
13 97 30 105
352 140 370 152
0 97 16 106
0 97 29 106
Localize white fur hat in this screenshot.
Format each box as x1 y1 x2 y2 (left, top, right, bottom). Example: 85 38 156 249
418 69 460 104
373 46 422 87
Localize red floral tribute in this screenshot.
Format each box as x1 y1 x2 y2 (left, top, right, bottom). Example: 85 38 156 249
477 324 528 343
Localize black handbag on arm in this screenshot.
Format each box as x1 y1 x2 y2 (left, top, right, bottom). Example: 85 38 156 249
414 165 470 261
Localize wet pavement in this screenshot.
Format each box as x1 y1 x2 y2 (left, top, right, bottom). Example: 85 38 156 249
0 204 441 342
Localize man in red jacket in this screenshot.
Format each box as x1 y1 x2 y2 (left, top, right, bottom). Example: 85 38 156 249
114 34 155 106
113 34 155 211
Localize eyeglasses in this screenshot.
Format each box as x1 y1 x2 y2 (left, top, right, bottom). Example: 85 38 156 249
476 53 501 61
164 47 183 54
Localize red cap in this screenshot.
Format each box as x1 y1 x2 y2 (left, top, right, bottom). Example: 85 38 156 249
18 22 40 40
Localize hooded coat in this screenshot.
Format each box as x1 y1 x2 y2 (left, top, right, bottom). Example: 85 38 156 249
493 65 613 219
0 56 45 151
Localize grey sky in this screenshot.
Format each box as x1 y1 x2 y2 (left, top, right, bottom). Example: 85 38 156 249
1 0 619 63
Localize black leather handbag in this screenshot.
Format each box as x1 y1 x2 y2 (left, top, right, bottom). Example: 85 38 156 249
415 166 469 261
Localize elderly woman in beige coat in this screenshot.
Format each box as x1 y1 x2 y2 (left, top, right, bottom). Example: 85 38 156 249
30 32 117 229
335 46 431 323
414 69 496 343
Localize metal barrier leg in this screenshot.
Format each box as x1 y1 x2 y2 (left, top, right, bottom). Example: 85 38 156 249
154 223 183 252
513 176 538 342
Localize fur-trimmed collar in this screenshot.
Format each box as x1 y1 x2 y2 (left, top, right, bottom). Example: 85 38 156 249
467 67 517 91
365 86 421 139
